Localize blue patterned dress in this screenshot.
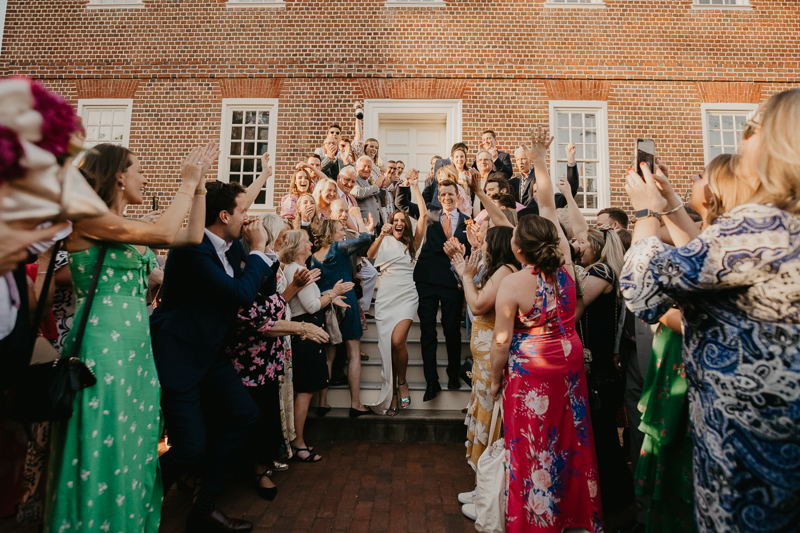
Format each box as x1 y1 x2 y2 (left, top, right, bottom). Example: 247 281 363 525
620 203 800 533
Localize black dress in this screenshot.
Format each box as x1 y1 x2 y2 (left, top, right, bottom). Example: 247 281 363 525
579 263 635 516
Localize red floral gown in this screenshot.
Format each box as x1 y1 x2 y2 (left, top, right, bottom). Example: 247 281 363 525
504 266 603 532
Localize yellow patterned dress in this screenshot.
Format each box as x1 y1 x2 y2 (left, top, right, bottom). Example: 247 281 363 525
465 310 501 470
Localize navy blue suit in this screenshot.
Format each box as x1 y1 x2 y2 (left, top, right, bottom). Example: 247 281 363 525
395 186 471 384
152 234 273 494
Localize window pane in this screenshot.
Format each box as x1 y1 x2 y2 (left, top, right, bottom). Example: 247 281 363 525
232 110 243 124
243 159 254 172
231 127 242 140
259 112 270 125
258 128 270 141
708 130 721 146
230 142 241 156
230 160 241 172
708 115 720 129
243 143 255 156
244 127 255 140
100 110 114 126
721 115 734 130
245 111 257 124
571 113 582 127
558 113 569 128
585 114 596 128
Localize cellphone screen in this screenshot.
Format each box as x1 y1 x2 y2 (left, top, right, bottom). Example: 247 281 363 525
636 139 656 177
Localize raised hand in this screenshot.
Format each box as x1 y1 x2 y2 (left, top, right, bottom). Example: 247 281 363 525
291 267 312 289
179 145 205 187
466 223 482 249
198 141 221 178
528 126 554 163
451 252 467 277
365 213 375 233
566 142 576 165
625 164 668 213
259 152 273 178
443 238 466 260
556 174 573 198
407 169 419 187
381 223 393 236
462 250 481 278
348 206 361 221
324 142 337 160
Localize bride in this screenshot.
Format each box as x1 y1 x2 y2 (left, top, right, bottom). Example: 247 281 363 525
366 169 428 415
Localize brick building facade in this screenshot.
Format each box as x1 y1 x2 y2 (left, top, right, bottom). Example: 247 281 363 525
1 0 798 217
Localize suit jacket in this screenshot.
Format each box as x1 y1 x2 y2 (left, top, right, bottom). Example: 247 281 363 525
394 185 471 290
150 234 274 392
351 175 381 225
517 164 580 209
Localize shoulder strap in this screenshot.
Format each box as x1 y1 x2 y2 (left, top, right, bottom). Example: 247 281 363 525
27 239 63 364
488 399 503 442
68 244 109 359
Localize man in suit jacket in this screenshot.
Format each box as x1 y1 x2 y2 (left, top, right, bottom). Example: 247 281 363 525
352 156 381 227
151 181 274 533
470 130 513 180
512 144 580 209
395 179 471 401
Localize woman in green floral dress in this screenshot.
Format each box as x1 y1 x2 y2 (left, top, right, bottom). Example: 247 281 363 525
45 142 216 533
634 309 697 533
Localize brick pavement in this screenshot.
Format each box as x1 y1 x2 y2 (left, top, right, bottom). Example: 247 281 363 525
1 441 479 533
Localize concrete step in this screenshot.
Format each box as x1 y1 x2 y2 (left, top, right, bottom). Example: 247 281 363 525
359 358 454 383
323 380 471 411
359 337 471 361
304 408 468 443
361 319 470 342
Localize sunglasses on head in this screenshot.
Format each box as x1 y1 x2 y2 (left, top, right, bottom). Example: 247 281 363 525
741 111 761 141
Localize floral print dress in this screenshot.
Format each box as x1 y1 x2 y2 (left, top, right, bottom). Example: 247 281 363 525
620 203 800 533
465 310 501 470
504 266 603 533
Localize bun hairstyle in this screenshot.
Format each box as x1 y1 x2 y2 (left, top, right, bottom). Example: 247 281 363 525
79 143 133 207
515 215 564 277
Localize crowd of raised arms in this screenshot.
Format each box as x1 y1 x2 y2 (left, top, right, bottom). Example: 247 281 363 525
1 82 799 533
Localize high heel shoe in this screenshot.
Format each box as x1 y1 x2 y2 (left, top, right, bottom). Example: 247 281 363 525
316 406 331 417
398 380 411 409
349 407 372 418
255 470 277 501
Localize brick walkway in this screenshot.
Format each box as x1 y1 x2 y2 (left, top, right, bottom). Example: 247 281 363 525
2 441 479 533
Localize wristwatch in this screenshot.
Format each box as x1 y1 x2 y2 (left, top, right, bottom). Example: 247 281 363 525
635 209 661 221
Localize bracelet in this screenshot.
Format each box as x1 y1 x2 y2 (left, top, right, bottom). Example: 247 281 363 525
300 322 307 341
176 190 193 199
660 202 683 216
195 188 207 196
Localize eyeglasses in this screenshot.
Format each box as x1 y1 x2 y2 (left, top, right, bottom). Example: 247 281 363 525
329 130 341 136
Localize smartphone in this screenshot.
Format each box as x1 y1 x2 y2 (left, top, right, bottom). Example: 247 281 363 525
152 196 159 211
635 139 656 177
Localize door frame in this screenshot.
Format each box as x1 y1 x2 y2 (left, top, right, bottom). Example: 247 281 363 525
363 99 462 152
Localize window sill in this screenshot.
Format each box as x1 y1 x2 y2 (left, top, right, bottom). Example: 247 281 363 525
691 4 753 10
543 2 607 8
385 1 446 8
226 1 286 8
86 2 144 8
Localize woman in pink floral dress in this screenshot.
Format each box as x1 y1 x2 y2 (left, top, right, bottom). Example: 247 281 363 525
491 127 602 532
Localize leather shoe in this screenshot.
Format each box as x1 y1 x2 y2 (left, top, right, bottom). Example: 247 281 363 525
423 381 441 402
448 377 461 390
186 509 254 533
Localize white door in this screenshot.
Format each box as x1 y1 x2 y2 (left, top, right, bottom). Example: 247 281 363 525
378 116 447 185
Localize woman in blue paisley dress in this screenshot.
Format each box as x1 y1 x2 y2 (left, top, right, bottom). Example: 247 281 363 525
620 88 800 533
46 142 215 533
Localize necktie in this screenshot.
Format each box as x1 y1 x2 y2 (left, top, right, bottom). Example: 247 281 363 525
442 212 452 238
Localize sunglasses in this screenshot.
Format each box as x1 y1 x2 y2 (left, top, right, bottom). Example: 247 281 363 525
741 112 761 141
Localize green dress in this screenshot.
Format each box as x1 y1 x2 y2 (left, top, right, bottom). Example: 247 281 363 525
45 244 163 533
634 324 697 533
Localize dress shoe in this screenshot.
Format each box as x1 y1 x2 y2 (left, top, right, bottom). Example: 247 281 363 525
349 407 372 418
448 377 461 390
186 509 254 533
423 381 441 402
329 375 348 387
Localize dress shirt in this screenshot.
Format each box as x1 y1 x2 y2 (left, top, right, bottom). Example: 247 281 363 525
337 188 359 228
440 208 460 238
204 228 274 278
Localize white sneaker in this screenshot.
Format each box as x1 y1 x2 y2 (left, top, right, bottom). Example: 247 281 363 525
457 489 476 504
461 503 477 521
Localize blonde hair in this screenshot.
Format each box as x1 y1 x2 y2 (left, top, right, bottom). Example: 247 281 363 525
279 229 308 264
437 165 459 182
293 193 320 229
312 177 338 210
706 154 752 224
751 88 800 214
586 227 625 291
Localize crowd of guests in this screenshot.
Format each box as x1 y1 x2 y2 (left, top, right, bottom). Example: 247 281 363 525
0 80 798 533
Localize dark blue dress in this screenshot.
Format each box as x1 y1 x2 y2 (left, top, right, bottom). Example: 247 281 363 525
310 232 371 341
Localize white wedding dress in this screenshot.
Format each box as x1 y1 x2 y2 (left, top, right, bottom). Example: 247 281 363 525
368 237 418 414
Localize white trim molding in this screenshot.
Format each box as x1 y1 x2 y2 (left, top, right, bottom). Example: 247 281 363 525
362 99 462 154
77 98 134 148
700 102 758 165
218 98 279 212
692 0 752 10
548 100 610 215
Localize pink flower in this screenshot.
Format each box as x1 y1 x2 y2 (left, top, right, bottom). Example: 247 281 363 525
532 395 549 416
0 126 24 183
30 81 78 158
532 469 552 491
531 493 550 515
538 451 553 469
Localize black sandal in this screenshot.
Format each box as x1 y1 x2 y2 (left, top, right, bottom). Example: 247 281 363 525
255 469 277 501
291 446 322 463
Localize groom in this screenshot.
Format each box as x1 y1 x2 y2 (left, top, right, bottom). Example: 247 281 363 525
151 180 275 533
395 178 471 401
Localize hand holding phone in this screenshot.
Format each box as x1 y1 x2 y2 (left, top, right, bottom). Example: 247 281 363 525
635 139 656 177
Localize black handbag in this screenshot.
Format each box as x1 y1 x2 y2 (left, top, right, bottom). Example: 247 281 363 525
5 243 106 423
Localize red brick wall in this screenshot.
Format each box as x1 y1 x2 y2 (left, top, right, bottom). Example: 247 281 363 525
2 0 798 214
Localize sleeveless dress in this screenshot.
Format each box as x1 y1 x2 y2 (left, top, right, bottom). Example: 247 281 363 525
465 310 501 470
504 266 603 533
45 244 163 533
369 237 418 414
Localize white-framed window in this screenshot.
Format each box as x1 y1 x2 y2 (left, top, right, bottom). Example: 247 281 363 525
225 0 285 8
545 0 606 8
700 103 758 165
693 0 752 9
386 0 446 7
86 0 144 8
219 99 279 210
549 101 609 214
77 99 133 148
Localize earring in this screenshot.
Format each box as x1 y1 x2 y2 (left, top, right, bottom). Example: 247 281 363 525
517 249 522 254
121 186 125 191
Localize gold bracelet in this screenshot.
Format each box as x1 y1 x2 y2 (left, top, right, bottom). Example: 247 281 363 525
176 190 193 199
300 322 307 341
195 188 207 196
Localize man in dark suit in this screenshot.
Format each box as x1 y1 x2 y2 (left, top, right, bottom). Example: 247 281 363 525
512 143 580 209
470 130 513 180
151 181 275 533
395 179 471 401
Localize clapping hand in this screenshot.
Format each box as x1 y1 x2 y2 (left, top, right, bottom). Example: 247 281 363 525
348 206 361 222
291 267 321 289
364 213 375 233
462 250 481 278
465 168 482 195
466 223 482 249
528 126 554 163
324 142 337 160
443 238 466 260
332 279 356 297
407 169 419 187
